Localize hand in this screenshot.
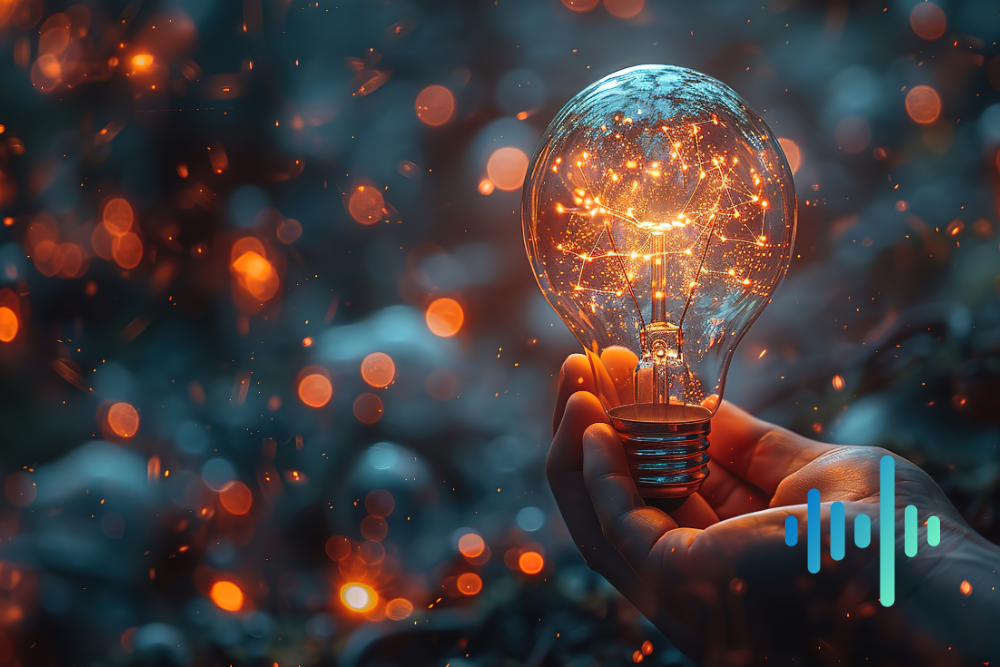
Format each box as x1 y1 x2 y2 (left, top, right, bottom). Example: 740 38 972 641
547 354 1000 665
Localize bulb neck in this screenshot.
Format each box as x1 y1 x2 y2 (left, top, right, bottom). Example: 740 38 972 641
608 405 711 499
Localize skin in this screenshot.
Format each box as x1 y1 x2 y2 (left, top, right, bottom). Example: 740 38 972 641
548 353 1000 666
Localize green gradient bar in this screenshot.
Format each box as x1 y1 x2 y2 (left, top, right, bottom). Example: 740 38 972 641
880 455 894 607
927 515 941 547
855 514 871 548
904 505 918 557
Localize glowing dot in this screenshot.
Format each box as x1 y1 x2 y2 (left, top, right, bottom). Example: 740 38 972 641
478 179 495 195
415 85 455 126
425 298 464 337
341 582 378 612
832 375 845 391
2 217 12 226
910 2 946 40
0 307 18 342
518 551 544 575
302 337 313 347
219 481 252 514
348 185 386 225
946 219 964 236
641 641 654 655
112 233 143 269
456 572 482 596
131 54 153 68
458 533 485 558
103 198 133 235
486 147 529 192
361 352 395 388
108 402 139 438
632 650 644 663
298 373 333 408
352 393 384 424
385 598 414 620
960 580 972 595
905 86 941 125
210 581 243 612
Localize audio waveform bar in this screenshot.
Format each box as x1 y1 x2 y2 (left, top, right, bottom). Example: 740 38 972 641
783 455 941 607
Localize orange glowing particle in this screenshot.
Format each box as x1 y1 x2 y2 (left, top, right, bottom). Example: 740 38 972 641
486 147 529 192
341 582 378 612
103 198 133 235
832 375 845 391
415 85 456 126
456 572 482 596
210 581 243 612
108 402 139 438
458 533 486 558
131 54 153 68
960 580 972 595
905 86 941 125
910 2 946 40
425 298 464 337
267 396 281 411
385 598 414 621
632 650 644 663
112 233 143 269
219 481 253 515
2 217 12 226
352 392 384 424
518 551 544 574
302 337 313 347
946 219 964 236
562 0 599 10
298 373 333 408
641 641 654 655
0 307 18 343
348 185 386 225
478 179 495 195
361 352 395 388
232 251 279 300
176 162 188 178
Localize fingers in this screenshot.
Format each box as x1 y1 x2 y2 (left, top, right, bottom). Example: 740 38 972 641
698 461 769 520
552 354 597 435
582 423 678 577
709 400 839 498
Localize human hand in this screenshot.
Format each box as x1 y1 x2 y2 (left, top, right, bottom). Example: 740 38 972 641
547 354 1000 665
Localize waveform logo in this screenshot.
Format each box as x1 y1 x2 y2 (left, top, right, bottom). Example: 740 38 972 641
783 455 941 607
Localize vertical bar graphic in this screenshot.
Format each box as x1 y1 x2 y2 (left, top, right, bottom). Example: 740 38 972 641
830 501 845 561
807 488 820 573
927 515 940 547
880 455 895 607
855 514 871 548
904 505 918 557
785 515 798 546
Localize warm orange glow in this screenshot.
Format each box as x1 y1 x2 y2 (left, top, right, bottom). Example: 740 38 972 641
176 162 189 178
361 352 395 388
458 533 485 558
910 2 946 40
604 0 645 19
298 373 333 408
456 572 482 596
415 85 456 126
103 198 133 235
385 598 414 621
112 233 143 269
108 402 139 438
518 551 544 574
348 186 386 225
960 579 972 595
478 179 495 195
777 138 801 175
219 481 253 514
2 217 12 227
632 650 644 663
232 250 279 300
641 640 654 655
352 393 384 424
905 86 941 125
561 0 600 11
210 581 243 612
0 307 17 343
946 219 964 236
340 582 378 612
486 147 529 192
302 337 313 347
425 298 464 337
132 53 154 68
832 375 845 391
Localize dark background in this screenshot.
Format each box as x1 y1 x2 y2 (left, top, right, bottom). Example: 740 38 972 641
0 0 998 664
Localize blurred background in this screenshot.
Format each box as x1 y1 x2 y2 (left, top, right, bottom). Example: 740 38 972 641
0 0 997 664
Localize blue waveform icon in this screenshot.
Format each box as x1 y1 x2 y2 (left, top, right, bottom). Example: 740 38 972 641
783 455 941 607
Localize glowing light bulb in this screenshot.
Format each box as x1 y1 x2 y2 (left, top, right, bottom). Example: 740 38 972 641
522 65 796 498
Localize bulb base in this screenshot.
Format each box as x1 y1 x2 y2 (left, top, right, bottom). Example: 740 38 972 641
608 405 711 499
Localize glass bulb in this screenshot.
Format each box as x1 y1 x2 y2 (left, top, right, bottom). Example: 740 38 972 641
522 65 796 498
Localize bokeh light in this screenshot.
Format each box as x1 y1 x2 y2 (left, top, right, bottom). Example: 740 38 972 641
108 402 139 438
905 85 942 125
348 186 386 225
604 0 644 19
352 393 384 424
456 572 482 596
385 598 414 621
458 533 485 558
561 0 600 11
486 147 529 192
365 489 395 517
777 138 801 175
219 481 253 515
0 307 18 343
910 2 946 41
340 583 378 612
4 473 35 508
102 198 133 235
360 515 388 542
518 551 544 574
425 298 464 337
360 352 395 388
112 232 143 269
298 373 333 408
210 581 243 612
415 85 455 126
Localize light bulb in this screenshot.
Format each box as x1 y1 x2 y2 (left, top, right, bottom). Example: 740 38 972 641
522 65 796 498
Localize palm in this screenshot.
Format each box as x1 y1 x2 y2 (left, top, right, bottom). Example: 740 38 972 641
547 354 997 664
